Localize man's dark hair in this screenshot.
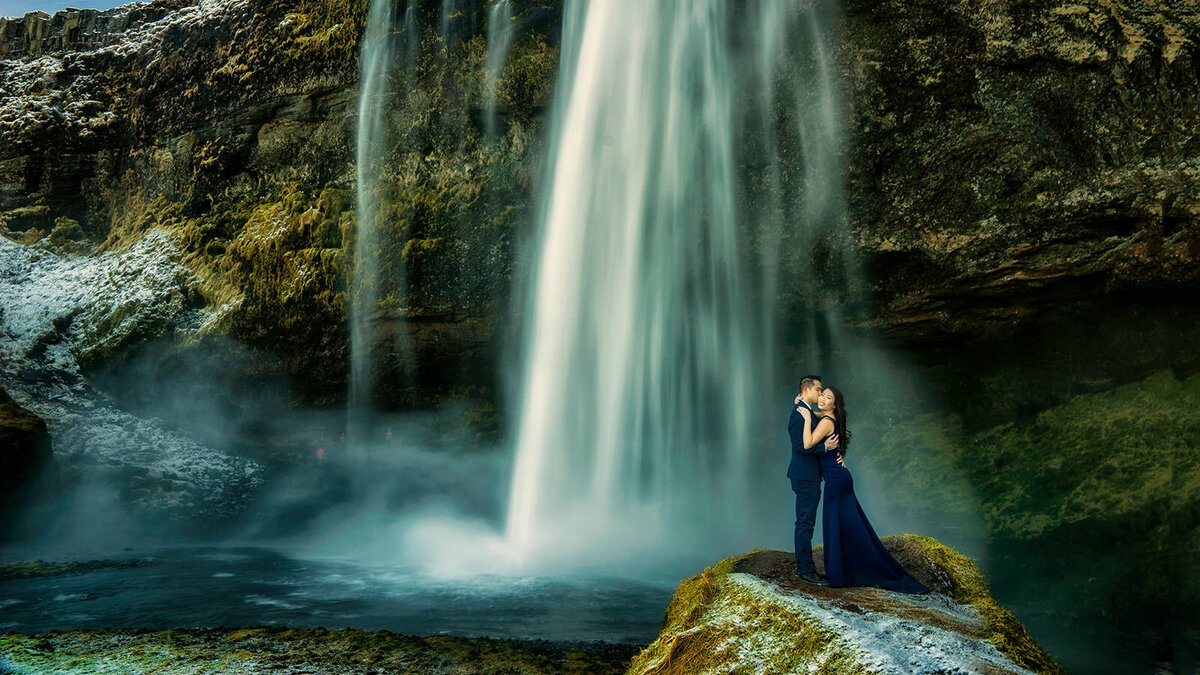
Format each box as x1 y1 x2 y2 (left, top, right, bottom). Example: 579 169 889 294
799 375 822 392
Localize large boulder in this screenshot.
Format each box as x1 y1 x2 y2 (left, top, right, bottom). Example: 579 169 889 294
628 535 1063 675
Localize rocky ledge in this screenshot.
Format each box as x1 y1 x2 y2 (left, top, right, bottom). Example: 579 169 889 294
0 627 640 674
629 535 1063 675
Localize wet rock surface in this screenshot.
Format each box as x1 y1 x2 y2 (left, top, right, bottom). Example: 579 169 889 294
838 0 1200 343
2 0 1195 407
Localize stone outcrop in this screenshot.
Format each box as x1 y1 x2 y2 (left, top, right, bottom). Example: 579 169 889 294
0 228 263 528
1 0 556 407
0 3 176 58
628 535 1063 675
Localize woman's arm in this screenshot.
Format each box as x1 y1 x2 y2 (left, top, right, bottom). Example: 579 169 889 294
800 412 835 450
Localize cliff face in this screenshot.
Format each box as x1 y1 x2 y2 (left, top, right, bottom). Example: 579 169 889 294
2 0 1197 406
1 0 558 407
0 4 178 58
627 536 1063 675
841 0 1200 342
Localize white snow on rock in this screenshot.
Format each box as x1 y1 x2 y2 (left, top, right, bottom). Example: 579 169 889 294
0 0 250 141
0 228 262 522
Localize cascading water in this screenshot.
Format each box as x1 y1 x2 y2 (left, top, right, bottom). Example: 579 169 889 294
387 0 963 577
349 0 401 444
495 0 917 571
482 0 514 142
502 0 759 565
753 0 854 364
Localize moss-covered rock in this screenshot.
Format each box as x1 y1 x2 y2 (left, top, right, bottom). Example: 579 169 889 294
0 626 640 674
0 0 561 408
0 558 153 583
628 535 1063 675
861 370 1200 657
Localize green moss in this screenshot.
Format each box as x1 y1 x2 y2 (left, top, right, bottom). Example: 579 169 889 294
630 551 870 675
0 627 638 674
497 34 559 116
0 559 152 582
863 371 1200 645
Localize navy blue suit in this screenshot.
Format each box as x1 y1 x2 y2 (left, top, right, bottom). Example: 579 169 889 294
788 400 826 574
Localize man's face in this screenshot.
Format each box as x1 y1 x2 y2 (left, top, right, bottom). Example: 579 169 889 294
802 380 822 406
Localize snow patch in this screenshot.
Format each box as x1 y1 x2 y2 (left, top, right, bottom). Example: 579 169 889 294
0 229 262 521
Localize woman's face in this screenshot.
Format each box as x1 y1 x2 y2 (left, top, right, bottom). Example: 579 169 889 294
817 388 835 412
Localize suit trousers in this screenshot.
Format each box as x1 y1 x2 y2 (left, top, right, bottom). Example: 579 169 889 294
792 478 821 574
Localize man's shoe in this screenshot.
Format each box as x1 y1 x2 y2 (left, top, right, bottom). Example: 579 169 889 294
796 571 828 586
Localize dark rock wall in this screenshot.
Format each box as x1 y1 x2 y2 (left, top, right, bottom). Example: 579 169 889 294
841 0 1200 343
0 386 53 513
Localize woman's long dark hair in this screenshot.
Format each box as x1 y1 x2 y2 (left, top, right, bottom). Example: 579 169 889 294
823 386 852 456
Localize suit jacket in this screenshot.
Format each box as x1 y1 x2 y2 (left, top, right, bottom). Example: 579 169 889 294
787 400 825 481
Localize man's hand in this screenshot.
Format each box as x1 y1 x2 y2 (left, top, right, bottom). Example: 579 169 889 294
837 452 846 468
826 433 839 451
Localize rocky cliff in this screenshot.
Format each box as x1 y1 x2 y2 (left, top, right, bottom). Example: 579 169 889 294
3 0 1197 409
841 0 1200 343
1 0 557 409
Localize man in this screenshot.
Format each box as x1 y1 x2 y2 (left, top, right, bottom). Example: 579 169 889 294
788 374 840 585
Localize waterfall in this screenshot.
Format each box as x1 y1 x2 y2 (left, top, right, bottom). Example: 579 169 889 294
494 0 874 570
350 0 400 434
753 0 853 360
483 0 515 142
503 0 759 564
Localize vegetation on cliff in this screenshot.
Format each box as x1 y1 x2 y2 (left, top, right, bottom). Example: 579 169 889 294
862 370 1200 656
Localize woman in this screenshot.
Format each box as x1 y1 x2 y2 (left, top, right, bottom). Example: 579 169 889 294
798 386 929 594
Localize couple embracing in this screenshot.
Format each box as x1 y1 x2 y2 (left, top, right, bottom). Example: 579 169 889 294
788 375 929 593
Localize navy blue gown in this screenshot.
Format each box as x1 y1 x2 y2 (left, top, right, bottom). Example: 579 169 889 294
818 415 929 594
